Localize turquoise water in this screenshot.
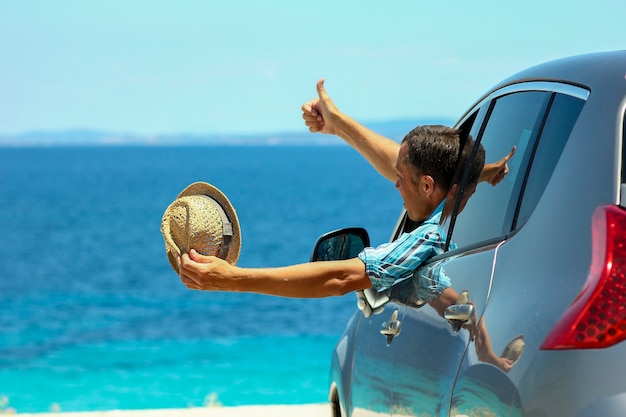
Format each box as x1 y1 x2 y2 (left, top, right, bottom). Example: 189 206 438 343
0 145 401 413
3 335 340 411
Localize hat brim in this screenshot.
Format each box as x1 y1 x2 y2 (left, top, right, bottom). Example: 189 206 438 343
164 182 242 273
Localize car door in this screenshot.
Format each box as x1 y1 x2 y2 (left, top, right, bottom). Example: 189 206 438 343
387 87 570 416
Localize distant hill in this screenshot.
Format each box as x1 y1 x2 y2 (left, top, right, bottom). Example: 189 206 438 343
0 118 456 147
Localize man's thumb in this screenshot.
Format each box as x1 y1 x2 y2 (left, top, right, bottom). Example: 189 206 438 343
316 78 329 99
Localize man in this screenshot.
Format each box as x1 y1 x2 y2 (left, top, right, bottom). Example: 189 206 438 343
178 124 464 298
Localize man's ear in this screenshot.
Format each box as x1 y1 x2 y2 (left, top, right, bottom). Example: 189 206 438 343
421 174 436 196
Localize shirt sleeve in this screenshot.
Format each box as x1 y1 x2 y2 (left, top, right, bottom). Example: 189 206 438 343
413 263 452 301
358 223 446 292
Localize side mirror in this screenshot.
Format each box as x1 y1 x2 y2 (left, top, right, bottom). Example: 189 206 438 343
310 227 370 262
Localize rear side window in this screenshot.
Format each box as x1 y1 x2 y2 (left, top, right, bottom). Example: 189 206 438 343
516 94 584 227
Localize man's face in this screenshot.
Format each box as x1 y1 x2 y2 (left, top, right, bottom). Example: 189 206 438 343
395 142 429 221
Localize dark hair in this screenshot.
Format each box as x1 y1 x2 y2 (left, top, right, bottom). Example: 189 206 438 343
401 125 461 192
466 140 486 189
454 135 486 191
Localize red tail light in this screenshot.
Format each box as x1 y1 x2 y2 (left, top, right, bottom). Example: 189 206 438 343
541 205 626 350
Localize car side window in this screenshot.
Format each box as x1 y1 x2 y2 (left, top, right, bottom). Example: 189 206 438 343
446 90 585 250
445 91 552 249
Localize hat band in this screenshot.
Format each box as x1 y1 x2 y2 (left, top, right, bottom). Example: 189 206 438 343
201 195 233 260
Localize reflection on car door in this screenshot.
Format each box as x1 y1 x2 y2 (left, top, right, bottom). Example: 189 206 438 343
388 250 498 416
350 300 401 417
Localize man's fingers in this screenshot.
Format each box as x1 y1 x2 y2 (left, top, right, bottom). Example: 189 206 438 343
302 111 318 123
178 253 199 281
301 100 318 117
183 279 200 290
189 249 213 262
302 110 323 133
503 146 516 162
180 274 195 285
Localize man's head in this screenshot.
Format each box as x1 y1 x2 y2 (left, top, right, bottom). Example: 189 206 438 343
395 125 461 221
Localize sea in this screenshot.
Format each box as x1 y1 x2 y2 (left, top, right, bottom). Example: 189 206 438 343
0 145 402 413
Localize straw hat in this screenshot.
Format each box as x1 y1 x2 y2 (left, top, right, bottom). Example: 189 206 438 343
161 182 241 274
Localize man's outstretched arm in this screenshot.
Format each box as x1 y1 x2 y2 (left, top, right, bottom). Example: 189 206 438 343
178 249 372 298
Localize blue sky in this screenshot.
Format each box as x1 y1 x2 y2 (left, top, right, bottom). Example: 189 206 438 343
1 0 624 136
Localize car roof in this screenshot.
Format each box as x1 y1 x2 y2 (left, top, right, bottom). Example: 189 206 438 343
474 50 626 108
503 50 626 88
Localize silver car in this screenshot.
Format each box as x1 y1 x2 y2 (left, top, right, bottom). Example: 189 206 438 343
312 50 626 417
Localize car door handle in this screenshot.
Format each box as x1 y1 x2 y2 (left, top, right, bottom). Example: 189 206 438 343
445 303 474 322
444 303 474 333
380 310 402 345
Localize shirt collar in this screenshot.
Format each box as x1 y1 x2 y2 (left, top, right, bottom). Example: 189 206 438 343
424 199 446 225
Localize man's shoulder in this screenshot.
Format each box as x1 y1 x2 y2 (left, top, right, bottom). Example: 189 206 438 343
404 221 444 244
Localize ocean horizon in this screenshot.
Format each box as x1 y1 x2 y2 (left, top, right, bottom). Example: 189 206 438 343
0 144 403 413
0 118 456 147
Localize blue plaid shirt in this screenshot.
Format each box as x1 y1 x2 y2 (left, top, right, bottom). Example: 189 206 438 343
358 201 451 298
